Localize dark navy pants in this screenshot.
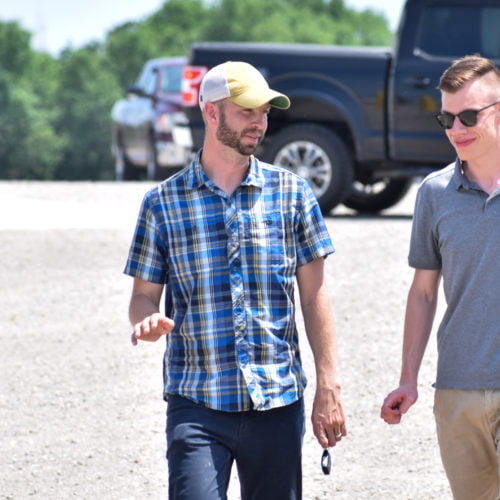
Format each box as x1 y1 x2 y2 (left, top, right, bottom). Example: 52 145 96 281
166 395 305 500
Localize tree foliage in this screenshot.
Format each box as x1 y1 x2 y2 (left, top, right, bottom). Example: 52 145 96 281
0 23 65 179
55 46 122 180
0 0 392 180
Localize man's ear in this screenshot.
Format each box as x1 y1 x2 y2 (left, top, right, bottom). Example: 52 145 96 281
204 102 219 127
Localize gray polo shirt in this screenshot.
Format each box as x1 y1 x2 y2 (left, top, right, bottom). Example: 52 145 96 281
409 159 500 389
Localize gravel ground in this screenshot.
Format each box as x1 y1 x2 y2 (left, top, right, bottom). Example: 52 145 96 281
0 181 451 499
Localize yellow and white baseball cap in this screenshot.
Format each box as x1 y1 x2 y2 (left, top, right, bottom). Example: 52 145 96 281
199 61 290 111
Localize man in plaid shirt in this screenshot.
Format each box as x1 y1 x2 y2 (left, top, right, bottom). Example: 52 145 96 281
124 61 346 500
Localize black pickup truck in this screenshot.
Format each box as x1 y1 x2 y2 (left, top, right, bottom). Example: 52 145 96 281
177 0 500 213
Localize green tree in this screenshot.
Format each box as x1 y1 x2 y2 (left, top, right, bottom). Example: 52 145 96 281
0 22 65 179
146 0 207 55
106 0 207 90
0 71 66 179
200 0 392 45
55 45 122 180
0 21 33 75
354 10 394 45
105 22 156 90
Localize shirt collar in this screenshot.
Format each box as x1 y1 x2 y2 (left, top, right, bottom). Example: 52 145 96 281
186 150 265 191
453 158 472 190
242 155 265 188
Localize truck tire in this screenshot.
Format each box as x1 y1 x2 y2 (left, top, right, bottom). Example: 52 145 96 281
343 177 413 213
262 125 354 214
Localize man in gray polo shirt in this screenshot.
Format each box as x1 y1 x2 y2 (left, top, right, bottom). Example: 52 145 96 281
380 55 500 500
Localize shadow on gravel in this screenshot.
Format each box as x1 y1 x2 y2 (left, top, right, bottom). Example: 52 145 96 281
327 213 413 221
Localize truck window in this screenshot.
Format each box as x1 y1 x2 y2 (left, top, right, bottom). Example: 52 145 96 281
416 5 500 60
481 8 500 59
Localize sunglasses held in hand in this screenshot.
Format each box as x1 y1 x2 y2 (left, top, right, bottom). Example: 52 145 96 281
321 449 331 475
435 101 499 129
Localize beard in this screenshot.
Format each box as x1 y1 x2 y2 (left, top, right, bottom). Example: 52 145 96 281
216 108 263 156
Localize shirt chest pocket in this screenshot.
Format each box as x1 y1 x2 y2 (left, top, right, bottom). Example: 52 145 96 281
240 212 286 266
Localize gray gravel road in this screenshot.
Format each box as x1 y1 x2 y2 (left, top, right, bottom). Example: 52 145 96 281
0 181 451 499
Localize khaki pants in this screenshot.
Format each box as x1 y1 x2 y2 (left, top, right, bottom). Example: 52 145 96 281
434 389 500 500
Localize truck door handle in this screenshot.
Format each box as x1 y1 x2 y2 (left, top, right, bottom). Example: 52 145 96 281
405 76 431 88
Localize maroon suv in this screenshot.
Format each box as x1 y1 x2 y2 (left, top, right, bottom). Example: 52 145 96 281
111 56 191 180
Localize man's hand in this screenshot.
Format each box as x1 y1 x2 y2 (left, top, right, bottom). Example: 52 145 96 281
131 313 174 346
380 384 418 424
312 384 347 448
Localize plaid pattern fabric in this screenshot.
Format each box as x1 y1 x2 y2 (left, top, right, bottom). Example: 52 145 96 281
124 152 334 411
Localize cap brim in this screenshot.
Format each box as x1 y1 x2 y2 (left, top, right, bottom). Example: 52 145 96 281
229 88 290 110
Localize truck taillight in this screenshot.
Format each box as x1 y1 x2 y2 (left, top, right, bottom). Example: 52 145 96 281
181 66 208 107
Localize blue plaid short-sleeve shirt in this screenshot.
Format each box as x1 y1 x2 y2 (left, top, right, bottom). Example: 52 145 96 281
124 152 334 412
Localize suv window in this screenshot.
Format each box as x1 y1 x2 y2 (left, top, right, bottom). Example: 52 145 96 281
416 5 500 59
136 63 158 94
160 65 183 94
143 69 157 94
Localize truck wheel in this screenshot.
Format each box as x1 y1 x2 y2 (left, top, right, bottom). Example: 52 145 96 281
262 125 354 214
343 177 413 213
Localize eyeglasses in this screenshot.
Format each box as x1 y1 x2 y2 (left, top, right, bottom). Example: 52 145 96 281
435 101 499 129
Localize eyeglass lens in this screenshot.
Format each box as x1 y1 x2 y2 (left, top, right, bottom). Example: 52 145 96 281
321 449 331 475
435 101 499 129
436 109 482 129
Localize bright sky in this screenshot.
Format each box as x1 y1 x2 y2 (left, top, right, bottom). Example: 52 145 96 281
0 0 405 56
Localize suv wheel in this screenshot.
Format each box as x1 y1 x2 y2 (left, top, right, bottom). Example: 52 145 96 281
146 138 158 181
115 145 139 181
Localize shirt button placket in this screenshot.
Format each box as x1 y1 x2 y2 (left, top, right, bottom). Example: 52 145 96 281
225 201 246 341
225 199 266 409
225 200 261 401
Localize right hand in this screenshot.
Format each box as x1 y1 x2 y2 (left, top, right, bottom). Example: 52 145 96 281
380 384 418 424
311 382 347 448
131 313 174 346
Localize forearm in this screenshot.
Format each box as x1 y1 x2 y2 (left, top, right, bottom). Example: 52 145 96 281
296 259 340 385
297 258 346 446
302 293 340 387
301 283 346 445
127 278 173 345
129 292 161 326
380 269 440 424
399 279 439 385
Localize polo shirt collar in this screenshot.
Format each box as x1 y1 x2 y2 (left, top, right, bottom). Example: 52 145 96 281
453 158 473 190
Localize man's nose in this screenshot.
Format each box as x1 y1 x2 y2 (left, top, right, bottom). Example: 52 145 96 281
450 116 466 130
253 112 268 128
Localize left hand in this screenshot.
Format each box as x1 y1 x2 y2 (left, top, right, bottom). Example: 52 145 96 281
312 384 347 448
